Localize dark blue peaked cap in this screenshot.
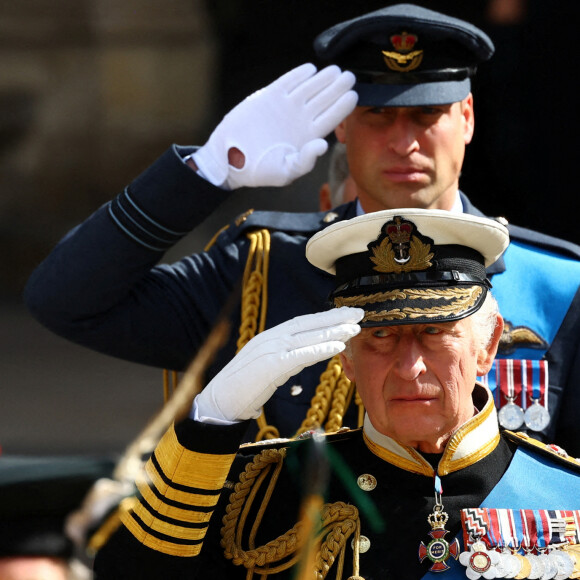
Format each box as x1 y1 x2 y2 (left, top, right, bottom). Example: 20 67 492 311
314 3 494 106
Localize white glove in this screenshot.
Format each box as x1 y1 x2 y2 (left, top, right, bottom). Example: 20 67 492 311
193 307 364 424
192 63 357 189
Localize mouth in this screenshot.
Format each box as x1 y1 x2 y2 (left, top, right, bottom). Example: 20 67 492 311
390 395 437 404
383 167 427 183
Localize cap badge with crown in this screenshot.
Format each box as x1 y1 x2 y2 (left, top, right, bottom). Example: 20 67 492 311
370 216 434 272
382 31 423 71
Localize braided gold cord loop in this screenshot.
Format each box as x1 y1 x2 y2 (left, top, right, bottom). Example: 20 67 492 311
354 388 365 428
325 372 355 434
221 448 307 572
236 269 263 352
235 229 283 440
221 447 361 578
255 424 281 441
316 513 359 580
237 230 270 352
295 355 343 436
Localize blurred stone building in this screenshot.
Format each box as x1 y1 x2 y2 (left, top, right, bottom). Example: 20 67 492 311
0 0 218 298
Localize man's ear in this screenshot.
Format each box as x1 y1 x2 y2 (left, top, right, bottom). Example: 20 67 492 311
319 183 332 211
339 350 356 382
476 313 504 376
334 122 347 144
462 93 475 145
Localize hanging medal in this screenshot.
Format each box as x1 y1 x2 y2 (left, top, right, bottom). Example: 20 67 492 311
537 510 560 579
547 511 576 579
520 509 544 579
497 360 525 430
495 509 524 578
524 360 550 432
459 509 501 579
418 475 460 572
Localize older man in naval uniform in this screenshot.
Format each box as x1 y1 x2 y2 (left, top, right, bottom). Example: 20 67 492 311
94 209 580 579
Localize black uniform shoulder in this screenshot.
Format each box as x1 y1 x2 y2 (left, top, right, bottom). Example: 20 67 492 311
505 222 580 261
503 430 580 473
213 201 357 242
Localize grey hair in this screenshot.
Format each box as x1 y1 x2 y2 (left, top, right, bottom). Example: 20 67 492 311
470 291 501 349
327 142 350 207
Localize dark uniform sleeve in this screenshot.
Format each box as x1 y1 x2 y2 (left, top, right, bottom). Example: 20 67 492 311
93 418 249 580
23 145 244 371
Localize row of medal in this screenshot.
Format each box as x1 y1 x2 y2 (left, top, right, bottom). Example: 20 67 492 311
478 359 551 432
459 508 580 579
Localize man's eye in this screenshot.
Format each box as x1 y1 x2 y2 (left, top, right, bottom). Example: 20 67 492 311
420 107 441 115
423 326 442 335
372 328 392 338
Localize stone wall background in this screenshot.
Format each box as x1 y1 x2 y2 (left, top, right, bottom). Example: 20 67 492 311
0 0 220 298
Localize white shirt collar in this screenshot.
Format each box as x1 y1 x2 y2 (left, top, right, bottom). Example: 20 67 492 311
355 191 463 216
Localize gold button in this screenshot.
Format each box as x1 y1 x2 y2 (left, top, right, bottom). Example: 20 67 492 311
323 211 339 223
357 474 377 491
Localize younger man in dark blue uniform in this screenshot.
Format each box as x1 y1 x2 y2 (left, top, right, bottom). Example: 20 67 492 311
24 5 580 453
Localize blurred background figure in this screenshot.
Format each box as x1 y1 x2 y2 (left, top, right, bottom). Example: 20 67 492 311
318 143 357 211
0 455 115 580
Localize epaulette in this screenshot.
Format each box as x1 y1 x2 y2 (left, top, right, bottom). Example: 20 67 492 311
203 205 356 251
459 193 580 260
504 430 580 472
228 201 356 237
237 426 362 455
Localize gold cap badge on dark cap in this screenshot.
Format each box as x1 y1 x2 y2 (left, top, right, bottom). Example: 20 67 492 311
313 3 494 107
306 209 509 327
382 32 423 72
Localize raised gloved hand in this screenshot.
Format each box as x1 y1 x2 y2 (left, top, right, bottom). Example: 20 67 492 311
193 307 364 424
192 63 357 189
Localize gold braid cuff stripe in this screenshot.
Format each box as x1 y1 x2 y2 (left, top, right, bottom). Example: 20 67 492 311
120 424 237 556
153 424 235 491
120 498 205 557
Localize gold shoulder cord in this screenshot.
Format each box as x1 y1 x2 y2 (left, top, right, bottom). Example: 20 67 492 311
220 447 364 579
163 227 365 440
236 228 364 441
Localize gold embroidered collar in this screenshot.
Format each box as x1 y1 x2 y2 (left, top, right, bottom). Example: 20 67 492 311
362 383 500 477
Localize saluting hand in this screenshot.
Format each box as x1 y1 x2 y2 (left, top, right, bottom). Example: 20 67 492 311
193 307 363 424
192 63 357 190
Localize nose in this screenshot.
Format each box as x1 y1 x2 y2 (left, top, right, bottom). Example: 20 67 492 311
386 115 420 156
393 334 427 381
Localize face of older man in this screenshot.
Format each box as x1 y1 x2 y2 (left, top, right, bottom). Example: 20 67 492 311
340 315 502 453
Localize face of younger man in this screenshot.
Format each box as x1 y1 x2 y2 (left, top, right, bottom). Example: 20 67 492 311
335 97 475 214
